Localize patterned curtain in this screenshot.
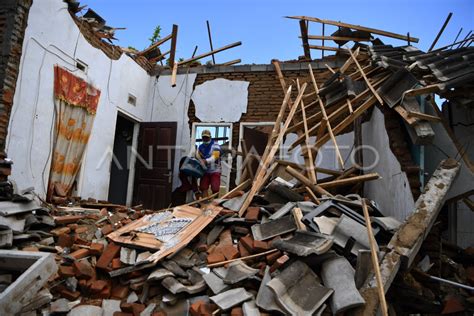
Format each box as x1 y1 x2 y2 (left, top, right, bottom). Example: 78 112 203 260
47 66 101 200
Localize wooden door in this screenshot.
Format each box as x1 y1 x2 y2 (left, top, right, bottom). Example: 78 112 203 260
133 122 177 209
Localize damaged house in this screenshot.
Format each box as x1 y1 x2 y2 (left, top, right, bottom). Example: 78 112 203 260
0 0 472 315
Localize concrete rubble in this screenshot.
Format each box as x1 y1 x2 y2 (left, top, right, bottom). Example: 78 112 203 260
0 3 472 316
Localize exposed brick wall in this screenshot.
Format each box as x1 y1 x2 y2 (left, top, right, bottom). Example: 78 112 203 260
0 0 32 152
188 69 332 150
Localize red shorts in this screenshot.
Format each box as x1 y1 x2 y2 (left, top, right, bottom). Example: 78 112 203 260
200 172 221 193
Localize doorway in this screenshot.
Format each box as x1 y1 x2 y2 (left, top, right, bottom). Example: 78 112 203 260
108 114 135 205
191 123 233 193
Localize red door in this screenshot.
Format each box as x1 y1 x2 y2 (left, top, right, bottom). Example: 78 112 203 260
133 122 177 209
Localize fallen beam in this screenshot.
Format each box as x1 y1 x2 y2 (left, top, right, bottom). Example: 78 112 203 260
356 158 460 315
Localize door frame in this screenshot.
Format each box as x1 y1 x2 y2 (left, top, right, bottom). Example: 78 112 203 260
236 122 275 184
190 122 233 192
115 110 140 207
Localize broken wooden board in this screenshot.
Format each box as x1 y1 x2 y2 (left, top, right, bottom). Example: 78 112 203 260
355 158 460 316
145 204 222 264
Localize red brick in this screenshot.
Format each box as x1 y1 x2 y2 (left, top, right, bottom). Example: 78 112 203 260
253 240 270 252
266 250 282 264
238 242 251 257
50 227 71 236
239 235 254 253
90 242 104 256
58 265 75 277
59 288 81 300
68 224 78 231
231 307 243 316
73 260 95 279
245 207 260 221
218 229 233 246
55 215 85 225
442 296 465 314
96 283 111 299
75 226 88 234
90 280 107 293
121 303 145 316
219 245 240 260
57 234 74 248
111 284 129 300
96 243 121 270
113 313 133 316
111 258 121 269
70 248 90 260
101 224 114 235
270 254 290 273
189 300 203 316
207 251 225 264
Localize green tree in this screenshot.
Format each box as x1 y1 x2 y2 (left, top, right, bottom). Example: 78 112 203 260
149 25 162 45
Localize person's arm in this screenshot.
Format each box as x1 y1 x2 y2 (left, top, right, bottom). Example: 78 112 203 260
206 146 221 163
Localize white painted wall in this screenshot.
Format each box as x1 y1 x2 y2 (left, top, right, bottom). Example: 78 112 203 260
6 0 154 200
191 78 249 122
362 107 415 221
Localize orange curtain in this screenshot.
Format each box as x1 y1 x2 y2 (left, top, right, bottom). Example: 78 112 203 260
47 66 101 200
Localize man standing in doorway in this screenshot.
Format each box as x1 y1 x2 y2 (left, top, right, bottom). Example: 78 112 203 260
197 129 222 197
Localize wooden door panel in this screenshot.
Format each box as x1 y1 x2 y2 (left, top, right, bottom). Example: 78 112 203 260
133 122 177 209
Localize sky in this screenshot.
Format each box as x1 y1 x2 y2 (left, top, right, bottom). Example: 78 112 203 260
81 0 473 64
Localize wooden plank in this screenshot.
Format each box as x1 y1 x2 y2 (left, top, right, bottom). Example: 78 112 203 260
285 166 333 197
347 48 384 105
299 19 312 60
291 73 389 151
407 111 442 122
309 45 345 52
178 41 242 66
403 84 440 97
168 24 178 68
314 95 378 150
147 204 222 263
222 179 251 199
325 64 336 73
240 139 255 181
346 99 354 114
217 59 241 66
138 33 172 56
297 80 317 183
428 12 453 52
292 207 308 229
276 159 344 176
170 63 178 87
149 50 170 64
318 173 380 189
305 187 320 205
394 105 418 125
362 199 389 316
238 85 307 217
206 20 216 64
340 47 359 73
305 35 371 42
287 16 419 43
309 64 344 169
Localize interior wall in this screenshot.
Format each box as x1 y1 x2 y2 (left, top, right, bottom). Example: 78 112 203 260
6 0 153 200
362 107 415 221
